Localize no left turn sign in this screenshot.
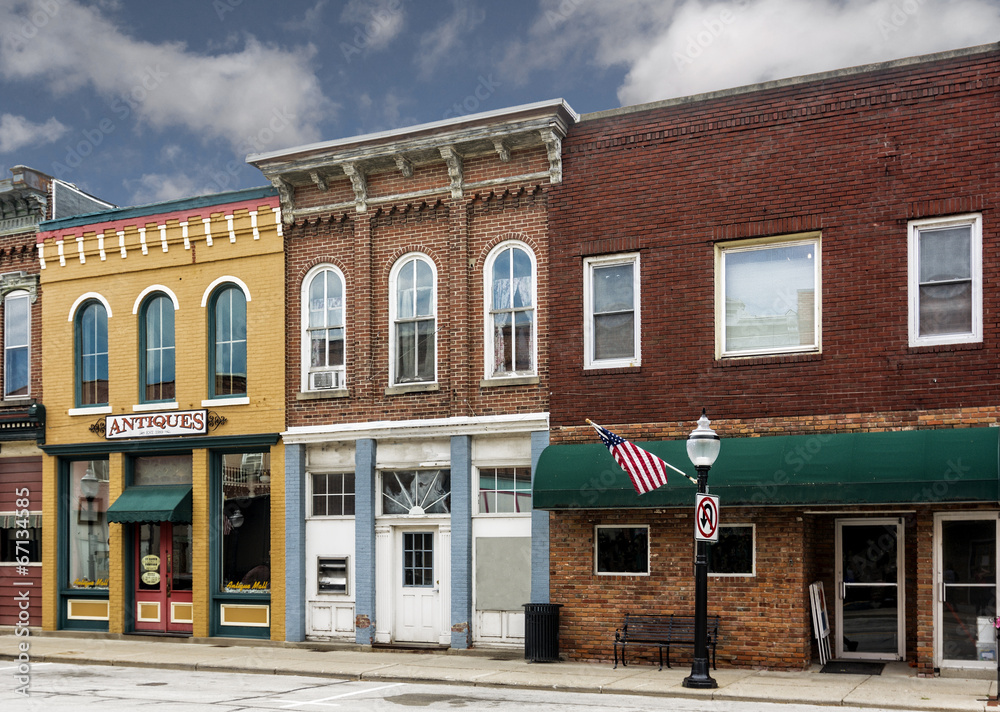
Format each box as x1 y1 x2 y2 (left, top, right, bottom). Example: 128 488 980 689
695 493 720 542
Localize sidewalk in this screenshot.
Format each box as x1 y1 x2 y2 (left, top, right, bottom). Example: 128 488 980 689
1 631 997 711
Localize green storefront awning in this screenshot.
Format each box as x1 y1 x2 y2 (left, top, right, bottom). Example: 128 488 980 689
534 427 1000 509
106 485 192 523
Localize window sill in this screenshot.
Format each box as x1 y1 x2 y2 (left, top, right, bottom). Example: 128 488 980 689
297 389 349 401
581 366 642 376
907 341 983 354
384 382 440 396
480 375 539 388
715 352 822 368
68 405 113 416
133 402 178 412
201 396 250 407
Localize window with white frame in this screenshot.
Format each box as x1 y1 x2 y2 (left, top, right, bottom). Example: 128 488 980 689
303 266 346 391
389 254 436 385
4 290 29 398
477 466 532 514
583 254 640 369
908 214 982 347
717 234 821 357
485 242 536 378
311 473 355 516
708 524 755 576
140 293 175 403
77 300 109 407
595 525 649 575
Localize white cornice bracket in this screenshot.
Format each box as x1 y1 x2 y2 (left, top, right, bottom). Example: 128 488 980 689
492 138 511 162
269 176 295 225
439 145 463 199
394 154 414 178
310 171 329 192
539 128 563 184
342 162 368 213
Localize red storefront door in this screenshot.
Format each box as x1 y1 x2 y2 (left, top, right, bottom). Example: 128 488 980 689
134 522 193 633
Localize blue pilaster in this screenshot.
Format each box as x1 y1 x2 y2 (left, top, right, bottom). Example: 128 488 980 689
450 434 472 648
530 430 550 603
355 438 377 645
284 443 306 641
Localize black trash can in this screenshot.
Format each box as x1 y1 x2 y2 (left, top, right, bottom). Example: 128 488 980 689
523 603 562 662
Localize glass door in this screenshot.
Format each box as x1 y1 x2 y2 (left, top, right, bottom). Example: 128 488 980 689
935 514 997 668
835 518 905 660
134 522 193 634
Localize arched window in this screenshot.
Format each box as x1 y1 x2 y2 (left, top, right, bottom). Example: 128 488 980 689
210 285 247 398
77 301 109 406
485 242 536 378
304 266 346 391
4 290 30 398
389 254 436 385
140 293 175 402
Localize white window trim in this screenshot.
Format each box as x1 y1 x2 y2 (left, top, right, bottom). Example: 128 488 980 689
388 253 438 387
473 463 533 517
308 471 356 519
583 253 641 370
483 241 537 379
594 524 650 576
708 522 756 578
301 264 348 393
4 290 30 399
908 213 982 347
715 233 822 359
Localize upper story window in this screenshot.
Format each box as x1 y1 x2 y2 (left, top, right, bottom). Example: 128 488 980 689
583 253 640 369
140 293 176 403
210 284 247 398
3 290 29 398
304 266 346 392
716 234 821 358
390 254 436 385
77 300 109 407
485 242 536 378
908 214 982 347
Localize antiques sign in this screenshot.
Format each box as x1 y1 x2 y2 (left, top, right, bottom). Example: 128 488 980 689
106 410 208 439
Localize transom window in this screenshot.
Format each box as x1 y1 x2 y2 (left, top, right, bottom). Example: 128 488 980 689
908 214 982 347
381 470 450 515
211 285 247 397
584 254 640 369
717 234 821 357
4 290 29 398
477 466 532 514
141 294 175 402
485 242 535 377
77 301 109 406
312 473 355 516
304 267 346 391
390 254 436 385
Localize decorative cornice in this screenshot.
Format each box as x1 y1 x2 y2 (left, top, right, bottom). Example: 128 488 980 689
309 171 329 192
283 412 550 444
0 271 39 302
439 145 464 199
394 154 414 178
492 138 511 162
342 162 368 213
539 128 563 184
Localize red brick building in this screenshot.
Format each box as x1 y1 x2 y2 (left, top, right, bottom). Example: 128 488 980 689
535 44 1000 674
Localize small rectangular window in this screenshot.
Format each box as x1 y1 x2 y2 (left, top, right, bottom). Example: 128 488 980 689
584 254 640 369
311 473 355 517
595 525 649 575
708 524 755 576
908 214 982 347
1 523 41 563
317 556 349 594
477 466 532 514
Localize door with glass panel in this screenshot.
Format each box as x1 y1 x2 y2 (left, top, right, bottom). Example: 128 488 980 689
395 529 439 643
935 514 997 668
835 519 905 660
134 522 193 633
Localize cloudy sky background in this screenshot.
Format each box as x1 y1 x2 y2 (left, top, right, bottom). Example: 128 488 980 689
1 0 998 207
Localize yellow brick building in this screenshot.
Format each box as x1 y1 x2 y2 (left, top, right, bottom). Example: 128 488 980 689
36 187 285 640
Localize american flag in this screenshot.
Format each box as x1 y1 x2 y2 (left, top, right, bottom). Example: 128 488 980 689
589 420 670 495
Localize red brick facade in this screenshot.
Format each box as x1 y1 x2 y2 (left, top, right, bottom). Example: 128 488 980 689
543 46 1000 672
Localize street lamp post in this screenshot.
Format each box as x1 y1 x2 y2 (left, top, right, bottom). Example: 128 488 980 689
683 409 720 690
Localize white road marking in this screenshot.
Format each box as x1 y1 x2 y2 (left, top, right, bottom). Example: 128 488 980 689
279 682 405 708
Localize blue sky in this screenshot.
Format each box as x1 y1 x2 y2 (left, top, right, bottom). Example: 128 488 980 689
2 0 999 208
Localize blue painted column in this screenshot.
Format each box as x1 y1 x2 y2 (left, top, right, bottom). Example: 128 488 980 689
450 434 472 648
354 438 377 645
284 442 306 641
530 430 550 603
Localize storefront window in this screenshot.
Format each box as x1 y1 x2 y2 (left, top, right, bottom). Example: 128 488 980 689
221 452 270 593
708 524 755 576
595 525 649 575
68 460 110 590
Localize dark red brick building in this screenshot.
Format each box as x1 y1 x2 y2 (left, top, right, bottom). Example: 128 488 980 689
535 43 1000 675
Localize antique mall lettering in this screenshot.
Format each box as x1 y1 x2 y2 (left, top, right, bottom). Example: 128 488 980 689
106 410 207 439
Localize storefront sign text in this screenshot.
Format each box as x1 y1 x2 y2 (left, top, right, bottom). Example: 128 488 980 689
106 410 207 439
224 581 269 592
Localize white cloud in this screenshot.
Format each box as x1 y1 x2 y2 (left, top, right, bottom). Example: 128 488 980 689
509 0 1000 107
0 113 69 153
0 0 336 153
124 172 205 205
339 0 406 52
415 0 487 78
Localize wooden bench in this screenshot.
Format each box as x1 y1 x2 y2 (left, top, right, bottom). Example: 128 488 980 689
613 613 721 670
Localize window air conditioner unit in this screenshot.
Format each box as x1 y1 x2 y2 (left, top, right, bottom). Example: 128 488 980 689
310 370 343 390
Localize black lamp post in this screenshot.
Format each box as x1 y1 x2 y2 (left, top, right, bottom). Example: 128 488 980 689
683 410 720 690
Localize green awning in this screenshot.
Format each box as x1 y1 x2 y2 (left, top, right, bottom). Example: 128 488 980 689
106 485 192 523
534 427 1000 509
